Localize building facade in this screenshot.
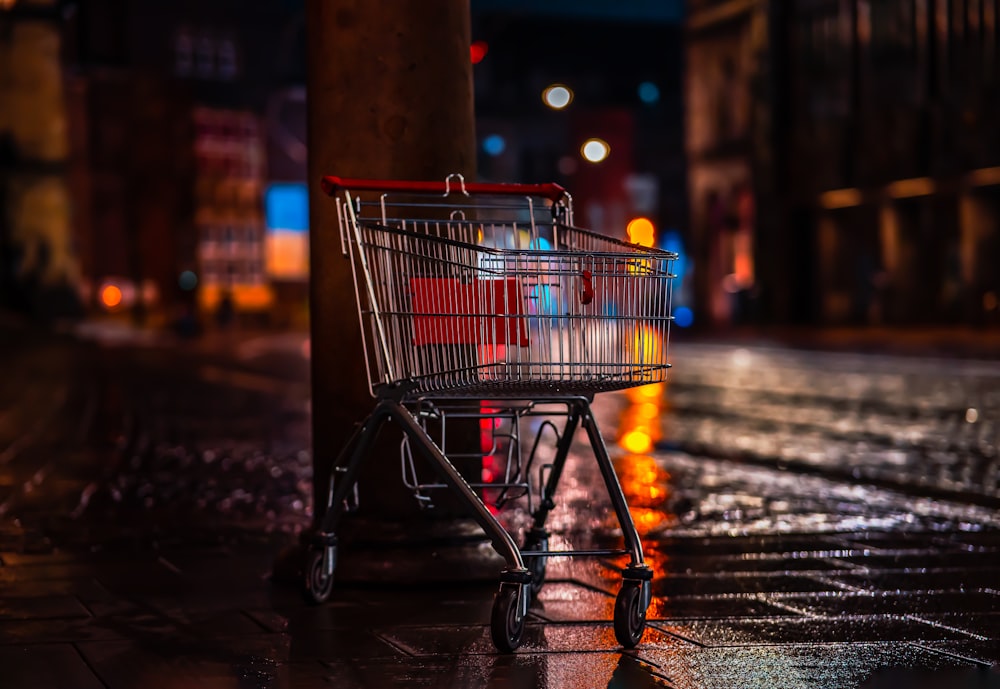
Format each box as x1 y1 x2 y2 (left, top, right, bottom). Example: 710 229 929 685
1 0 308 326
686 0 1000 327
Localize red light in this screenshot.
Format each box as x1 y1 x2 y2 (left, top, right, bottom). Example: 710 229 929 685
470 41 488 64
100 284 123 309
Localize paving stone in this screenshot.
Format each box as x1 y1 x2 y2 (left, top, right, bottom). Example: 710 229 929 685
0 575 118 605
358 587 499 627
839 550 1000 570
861 664 1000 689
530 581 615 622
914 640 1000 667
766 590 1000 617
78 636 293 689
0 616 126 644
640 641 979 689
923 613 1000 640
0 550 81 566
0 644 105 689
833 568 1000 593
0 594 91 620
137 588 284 616
834 531 996 552
652 535 848 557
380 622 689 657
245 599 384 633
650 594 792 620
287 628 405 661
656 552 856 575
652 573 836 597
323 653 668 689
653 615 970 646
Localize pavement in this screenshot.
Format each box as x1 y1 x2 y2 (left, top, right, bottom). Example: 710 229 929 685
2 317 1000 688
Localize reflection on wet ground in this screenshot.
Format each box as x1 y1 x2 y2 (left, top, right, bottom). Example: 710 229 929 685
660 344 1000 503
1 331 999 687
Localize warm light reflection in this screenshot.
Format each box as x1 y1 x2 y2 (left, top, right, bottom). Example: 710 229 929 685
632 507 668 534
632 326 665 365
887 176 935 198
626 217 655 247
635 401 659 420
100 284 123 309
616 454 669 504
630 383 663 401
621 429 653 454
818 188 862 209
968 166 1000 186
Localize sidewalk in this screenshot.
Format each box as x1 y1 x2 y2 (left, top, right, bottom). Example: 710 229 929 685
2 317 1000 687
678 324 1000 361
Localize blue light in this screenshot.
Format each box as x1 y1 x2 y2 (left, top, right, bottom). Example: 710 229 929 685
674 306 693 328
638 81 660 104
483 134 506 156
265 183 309 232
179 270 198 291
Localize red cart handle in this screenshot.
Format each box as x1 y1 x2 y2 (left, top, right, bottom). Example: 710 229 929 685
321 175 568 202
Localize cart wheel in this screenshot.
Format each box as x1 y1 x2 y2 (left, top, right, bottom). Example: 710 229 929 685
522 533 548 599
613 580 647 648
302 546 334 605
490 583 525 653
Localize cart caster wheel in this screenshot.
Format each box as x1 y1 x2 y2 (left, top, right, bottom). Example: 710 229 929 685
302 546 334 605
522 532 548 599
490 583 526 653
613 580 648 648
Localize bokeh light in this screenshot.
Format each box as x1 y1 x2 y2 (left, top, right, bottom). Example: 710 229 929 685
626 217 655 247
542 84 573 110
482 134 506 156
470 40 488 64
638 81 660 104
621 429 653 454
179 270 198 291
100 284 123 309
674 306 694 328
581 138 610 163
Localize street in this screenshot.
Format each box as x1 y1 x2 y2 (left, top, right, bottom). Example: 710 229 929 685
1 326 998 688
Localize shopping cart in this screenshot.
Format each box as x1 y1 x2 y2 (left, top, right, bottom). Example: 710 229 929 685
307 174 677 652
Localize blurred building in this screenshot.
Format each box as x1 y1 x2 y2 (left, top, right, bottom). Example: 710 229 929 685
5 0 687 327
686 0 1000 327
0 0 80 321
1 0 308 326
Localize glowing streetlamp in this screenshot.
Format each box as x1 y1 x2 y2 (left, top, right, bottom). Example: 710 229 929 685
542 84 573 110
581 138 610 163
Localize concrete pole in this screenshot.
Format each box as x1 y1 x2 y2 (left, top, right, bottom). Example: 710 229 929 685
306 0 477 522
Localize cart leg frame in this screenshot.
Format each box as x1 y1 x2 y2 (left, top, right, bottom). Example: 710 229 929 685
312 399 528 575
306 395 650 652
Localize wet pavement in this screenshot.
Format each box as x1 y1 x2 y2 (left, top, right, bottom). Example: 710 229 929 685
1 323 999 687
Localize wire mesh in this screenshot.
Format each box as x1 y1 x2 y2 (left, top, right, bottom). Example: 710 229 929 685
347 217 676 399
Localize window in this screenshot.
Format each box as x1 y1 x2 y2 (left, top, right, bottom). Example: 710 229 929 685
217 36 238 80
871 0 917 63
174 28 193 76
